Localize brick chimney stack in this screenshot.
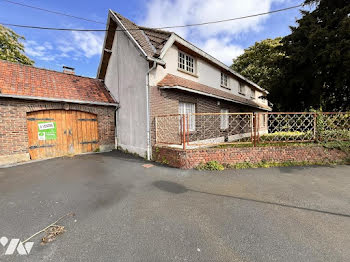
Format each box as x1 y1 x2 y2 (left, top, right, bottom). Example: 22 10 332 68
63 66 75 75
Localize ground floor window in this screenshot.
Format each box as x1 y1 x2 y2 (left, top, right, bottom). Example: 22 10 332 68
220 109 229 129
179 102 196 131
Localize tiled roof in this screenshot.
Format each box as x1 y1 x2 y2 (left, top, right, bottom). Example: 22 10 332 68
114 12 156 57
139 27 172 57
157 74 271 110
0 60 116 104
113 12 171 58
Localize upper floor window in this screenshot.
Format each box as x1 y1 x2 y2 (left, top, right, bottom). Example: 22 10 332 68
250 89 256 99
178 51 195 74
221 73 228 88
238 83 245 95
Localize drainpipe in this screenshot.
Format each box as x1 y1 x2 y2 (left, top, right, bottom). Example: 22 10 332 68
146 61 157 160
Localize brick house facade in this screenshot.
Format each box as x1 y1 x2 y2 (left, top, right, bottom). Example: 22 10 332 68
149 87 264 146
0 99 116 165
97 11 271 159
0 60 117 165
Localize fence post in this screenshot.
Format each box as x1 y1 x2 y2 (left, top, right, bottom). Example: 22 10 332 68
257 113 260 144
253 113 257 147
182 114 186 150
313 113 317 142
186 114 190 145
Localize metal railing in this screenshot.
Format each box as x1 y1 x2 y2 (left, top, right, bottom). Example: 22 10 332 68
155 112 350 149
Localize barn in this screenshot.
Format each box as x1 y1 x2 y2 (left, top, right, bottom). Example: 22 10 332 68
0 60 118 166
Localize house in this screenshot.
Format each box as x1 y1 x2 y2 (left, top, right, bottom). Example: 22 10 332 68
0 60 117 166
97 10 271 159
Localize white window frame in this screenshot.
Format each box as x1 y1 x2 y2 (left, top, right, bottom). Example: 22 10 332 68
179 102 196 131
221 72 228 88
238 82 245 95
178 51 195 74
250 89 256 99
220 109 229 130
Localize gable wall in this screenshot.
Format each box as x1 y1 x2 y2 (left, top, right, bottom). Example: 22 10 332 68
104 28 149 157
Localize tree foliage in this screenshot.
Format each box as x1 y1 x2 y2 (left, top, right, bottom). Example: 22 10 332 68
280 0 350 111
231 37 284 93
0 25 34 65
231 0 350 111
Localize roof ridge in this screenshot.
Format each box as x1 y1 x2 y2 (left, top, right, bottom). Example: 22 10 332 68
112 11 156 57
113 11 139 28
0 59 98 80
138 26 172 35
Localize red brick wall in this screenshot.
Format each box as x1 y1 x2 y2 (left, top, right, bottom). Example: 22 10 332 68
153 145 347 169
0 98 115 161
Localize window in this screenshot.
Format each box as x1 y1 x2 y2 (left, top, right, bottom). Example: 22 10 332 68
178 51 195 74
220 109 229 130
238 83 245 95
179 102 196 131
221 73 228 87
250 89 255 99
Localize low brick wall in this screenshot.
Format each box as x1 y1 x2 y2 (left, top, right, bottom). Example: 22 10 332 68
153 145 347 169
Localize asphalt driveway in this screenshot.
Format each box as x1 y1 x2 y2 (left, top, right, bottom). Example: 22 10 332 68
0 151 349 262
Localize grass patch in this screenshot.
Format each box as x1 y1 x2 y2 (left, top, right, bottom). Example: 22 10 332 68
225 160 333 169
213 141 316 149
322 141 350 151
195 159 348 171
196 161 225 171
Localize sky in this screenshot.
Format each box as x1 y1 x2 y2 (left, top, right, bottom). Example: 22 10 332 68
0 0 306 77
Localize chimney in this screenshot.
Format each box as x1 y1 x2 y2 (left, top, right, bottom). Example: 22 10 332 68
63 66 75 75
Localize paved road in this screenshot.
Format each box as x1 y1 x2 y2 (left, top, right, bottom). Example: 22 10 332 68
0 151 349 262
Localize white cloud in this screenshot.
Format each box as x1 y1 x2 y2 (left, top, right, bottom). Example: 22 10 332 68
140 0 287 64
199 38 244 65
57 31 104 58
25 31 104 63
70 32 104 58
25 40 55 61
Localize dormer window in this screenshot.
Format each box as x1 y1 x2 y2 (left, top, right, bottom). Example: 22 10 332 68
250 89 256 99
238 83 245 95
178 51 195 74
221 73 228 88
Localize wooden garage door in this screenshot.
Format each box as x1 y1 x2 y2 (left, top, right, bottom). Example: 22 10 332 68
27 110 99 160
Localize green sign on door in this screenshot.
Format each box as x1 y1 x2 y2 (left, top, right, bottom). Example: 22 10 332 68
38 122 57 140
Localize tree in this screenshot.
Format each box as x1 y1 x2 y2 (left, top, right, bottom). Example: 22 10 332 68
0 25 34 65
231 37 285 94
231 0 350 111
280 0 350 111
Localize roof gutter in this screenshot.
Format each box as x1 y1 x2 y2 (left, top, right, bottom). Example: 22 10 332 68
159 86 271 111
146 62 157 161
147 56 166 66
0 94 119 107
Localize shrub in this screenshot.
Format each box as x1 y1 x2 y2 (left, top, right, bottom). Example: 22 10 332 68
260 131 313 141
196 161 225 171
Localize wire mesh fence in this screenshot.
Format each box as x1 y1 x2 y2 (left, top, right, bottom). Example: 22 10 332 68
257 113 316 143
186 113 254 146
316 112 350 142
155 114 182 145
155 112 350 149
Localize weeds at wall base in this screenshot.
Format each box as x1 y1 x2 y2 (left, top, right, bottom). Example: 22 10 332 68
195 159 349 171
